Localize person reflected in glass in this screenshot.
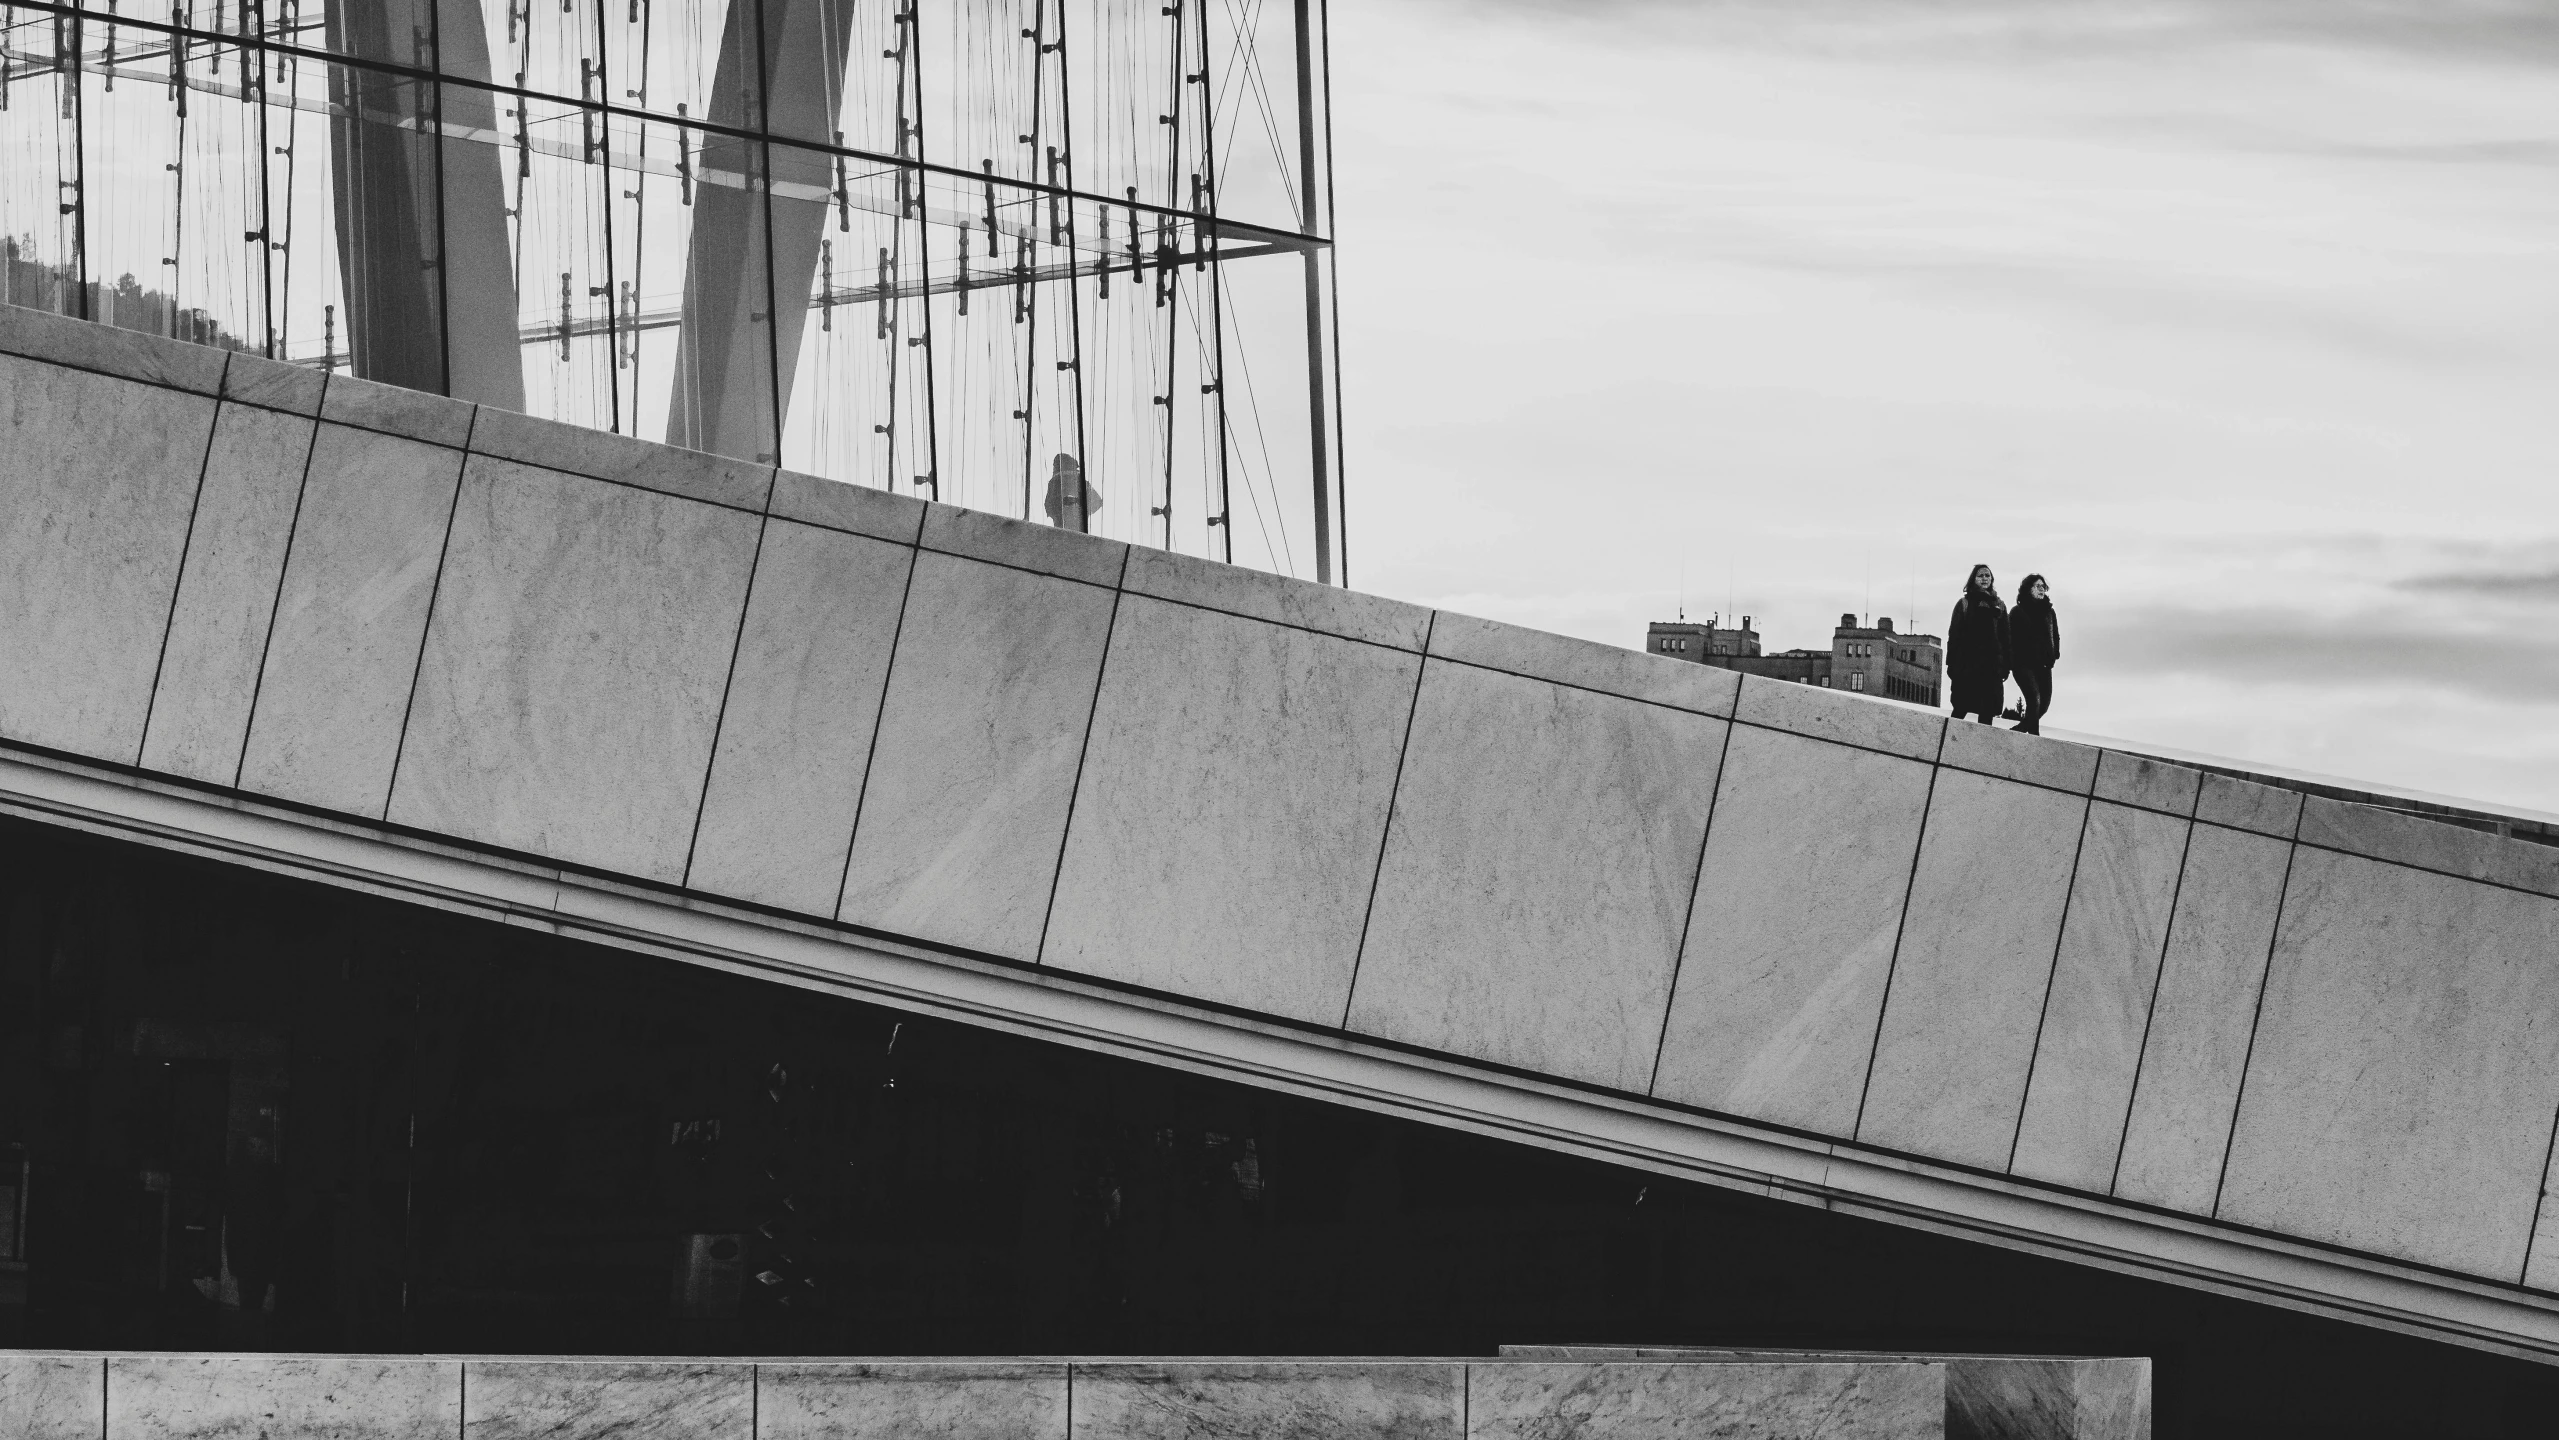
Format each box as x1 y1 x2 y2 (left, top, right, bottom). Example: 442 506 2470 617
1042 453 1101 534
2009 573 2059 735
1947 563 2010 725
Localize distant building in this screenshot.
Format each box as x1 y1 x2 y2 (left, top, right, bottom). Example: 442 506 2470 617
1646 612 1943 709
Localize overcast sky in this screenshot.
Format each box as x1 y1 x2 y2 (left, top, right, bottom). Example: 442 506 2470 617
1327 0 2559 813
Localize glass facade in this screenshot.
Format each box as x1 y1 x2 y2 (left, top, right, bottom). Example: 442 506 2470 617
0 0 1343 580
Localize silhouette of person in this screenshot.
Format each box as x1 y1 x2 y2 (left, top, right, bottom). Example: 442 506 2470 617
1041 453 1100 533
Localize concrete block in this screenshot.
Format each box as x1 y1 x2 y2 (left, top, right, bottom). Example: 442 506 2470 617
1859 769 2088 1169
139 403 313 784
1427 610 1739 715
1940 718 2101 795
2528 1139 2559 1291
1467 1362 1940 1440
1348 660 1727 1091
1068 1362 1459 1440
836 551 1117 959
0 354 216 761
0 301 229 393
2298 795 2559 899
919 501 1126 587
2093 750 2200 817
1651 724 1934 1133
2113 824 2291 1213
759 1362 1068 1440
107 1354 459 1439
2216 848 2559 1276
221 349 327 416
470 404 772 512
1044 596 1418 1024
461 1361 751 1439
0 1353 101 1440
768 468 928 544
235 425 465 814
320 372 476 449
2011 801 2191 1191
389 458 762 882
1123 544 1431 651
687 521 912 913
2194 772 2300 838
1733 672 1942 762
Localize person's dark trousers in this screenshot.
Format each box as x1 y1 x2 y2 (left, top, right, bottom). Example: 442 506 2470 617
2013 667 2052 734
1951 676 2002 725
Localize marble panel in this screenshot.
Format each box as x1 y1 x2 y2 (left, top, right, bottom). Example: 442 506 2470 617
108 1354 459 1439
2010 801 2192 1190
221 349 327 416
769 469 928 544
0 1353 101 1440
389 457 762 881
2112 823 2292 1212
2527 1134 2559 1291
235 425 465 813
2298 796 2559 899
1732 672 1943 762
835 552 1117 959
471 404 771 512
1068 1362 1458 1440
1347 660 1725 1090
918 501 1126 587
320 372 477 449
1467 1362 1940 1440
2093 750 2200 817
1858 769 2088 1168
758 1363 1068 1440
2193 772 2300 838
1427 610 1738 715
1940 718 2100 795
0 354 215 761
1044 596 1418 1023
1123 544 1431 650
1652 724 1935 1134
688 521 913 912
461 1361 751 1440
2216 849 2559 1276
0 300 229 393
138 403 314 784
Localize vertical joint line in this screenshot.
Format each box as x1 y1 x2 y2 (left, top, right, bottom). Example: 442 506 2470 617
2210 806 2303 1218
1033 545 1134 964
1851 720 1950 1138
680 503 774 889
1649 711 1738 1096
377 405 482 817
138 371 232 764
1339 611 1437 1031
228 401 328 789
2109 799 2201 1197
2005 790 2096 1174
832 532 928 919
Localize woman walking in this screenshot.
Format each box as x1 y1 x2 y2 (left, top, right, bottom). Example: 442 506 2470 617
2010 573 2059 735
1947 563 2009 725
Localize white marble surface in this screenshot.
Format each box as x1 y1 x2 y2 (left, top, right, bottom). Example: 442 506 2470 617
235 424 465 814
1124 544 1431 650
0 355 214 762
2216 848 2559 1276
768 469 928 544
1349 660 1725 1090
1652 724 1935 1133
0 299 229 393
1939 717 2100 795
470 405 771 512
108 1354 459 1439
2528 1134 2559 1290
2093 750 2200 817
1068 1362 1459 1440
1427 611 1739 716
319 372 476 449
388 457 762 881
2010 801 2191 1191
759 1363 1068 1439
139 402 313 784
836 552 1118 960
221 349 327 416
460 1361 751 1439
1732 673 1943 762
1045 596 1418 1024
1466 1362 1940 1440
919 500 1126 588
2297 796 2559 899
687 521 913 913
2112 823 2292 1213
1859 769 2088 1168
0 1353 100 1440
2193 772 2301 838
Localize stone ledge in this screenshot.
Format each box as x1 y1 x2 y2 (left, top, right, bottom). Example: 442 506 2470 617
0 301 230 395
470 404 772 511
1428 610 1739 714
1126 544 1432 651
1733 672 1944 761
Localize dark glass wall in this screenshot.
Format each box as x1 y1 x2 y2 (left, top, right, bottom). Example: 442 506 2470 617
0 811 2552 1437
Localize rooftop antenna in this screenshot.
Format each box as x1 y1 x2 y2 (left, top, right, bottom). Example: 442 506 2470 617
1678 559 1685 623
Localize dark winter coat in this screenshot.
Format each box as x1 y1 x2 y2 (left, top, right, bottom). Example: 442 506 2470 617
2010 596 2060 670
1947 591 2010 681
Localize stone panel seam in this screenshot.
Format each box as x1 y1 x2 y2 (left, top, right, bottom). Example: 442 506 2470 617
378 407 484 820
1647 713 1738 1097
2108 810 2203 1198
458 1359 467 1440
2522 1095 2559 1286
2210 802 2305 1219
133 388 233 765
829 539 925 921
1430 651 1734 720
226 407 329 789
1109 579 1428 657
1728 713 1968 776
1066 1358 1076 1440
1032 546 1134 965
679 508 775 889
1338 612 1439 1030
2005 792 2098 1173
459 442 771 519
1851 721 1950 1139
2287 835 2559 905
916 538 1126 595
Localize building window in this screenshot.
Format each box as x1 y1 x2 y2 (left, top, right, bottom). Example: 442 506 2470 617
1851 672 1865 692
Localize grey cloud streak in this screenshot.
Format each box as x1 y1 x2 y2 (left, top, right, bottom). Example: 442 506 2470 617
2077 603 2559 703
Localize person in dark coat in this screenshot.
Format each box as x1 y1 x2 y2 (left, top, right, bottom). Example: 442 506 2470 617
1946 563 2008 725
2009 573 2059 735
1042 453 1101 533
